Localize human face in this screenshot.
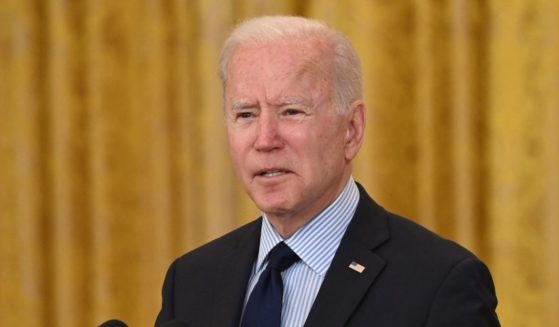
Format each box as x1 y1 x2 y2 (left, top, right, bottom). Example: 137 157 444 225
224 39 362 233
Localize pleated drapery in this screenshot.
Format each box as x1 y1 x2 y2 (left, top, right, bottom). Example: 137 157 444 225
1 1 557 326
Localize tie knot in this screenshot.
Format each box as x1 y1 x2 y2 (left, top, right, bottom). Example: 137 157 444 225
268 242 300 272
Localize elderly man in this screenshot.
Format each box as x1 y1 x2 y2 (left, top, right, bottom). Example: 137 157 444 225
156 16 499 327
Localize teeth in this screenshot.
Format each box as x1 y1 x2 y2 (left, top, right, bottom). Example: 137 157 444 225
262 170 285 177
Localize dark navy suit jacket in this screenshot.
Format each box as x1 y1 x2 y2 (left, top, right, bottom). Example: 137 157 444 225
156 184 499 326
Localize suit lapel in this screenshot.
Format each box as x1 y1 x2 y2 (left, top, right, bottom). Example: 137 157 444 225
304 185 390 327
211 219 261 327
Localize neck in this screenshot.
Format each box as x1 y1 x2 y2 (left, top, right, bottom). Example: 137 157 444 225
267 215 307 239
266 173 352 239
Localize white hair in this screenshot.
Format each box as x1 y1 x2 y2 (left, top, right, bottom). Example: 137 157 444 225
219 16 363 114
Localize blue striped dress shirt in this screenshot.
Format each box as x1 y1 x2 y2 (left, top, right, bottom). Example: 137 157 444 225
242 177 360 327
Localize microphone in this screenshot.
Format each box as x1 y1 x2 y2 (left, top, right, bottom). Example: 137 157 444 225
98 319 128 327
161 320 189 327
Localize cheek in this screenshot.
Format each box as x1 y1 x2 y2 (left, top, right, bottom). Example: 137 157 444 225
227 132 250 166
293 129 340 167
314 128 347 166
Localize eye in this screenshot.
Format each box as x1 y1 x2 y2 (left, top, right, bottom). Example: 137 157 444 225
236 112 254 119
284 108 301 116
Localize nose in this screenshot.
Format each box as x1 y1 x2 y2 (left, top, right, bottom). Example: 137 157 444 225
254 113 283 152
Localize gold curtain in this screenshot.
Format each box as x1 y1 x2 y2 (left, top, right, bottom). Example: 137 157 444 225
1 0 557 326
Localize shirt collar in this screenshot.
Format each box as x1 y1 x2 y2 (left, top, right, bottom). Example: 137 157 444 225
256 177 360 276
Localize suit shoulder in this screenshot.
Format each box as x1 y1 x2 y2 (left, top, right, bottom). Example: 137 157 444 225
174 218 261 268
384 211 478 264
355 184 476 264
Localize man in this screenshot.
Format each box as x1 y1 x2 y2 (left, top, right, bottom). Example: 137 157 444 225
156 16 499 326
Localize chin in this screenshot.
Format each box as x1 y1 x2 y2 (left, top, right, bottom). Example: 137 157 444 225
252 196 293 216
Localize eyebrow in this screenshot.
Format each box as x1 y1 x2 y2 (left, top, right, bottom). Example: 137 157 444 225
230 97 311 111
231 101 257 111
279 98 309 106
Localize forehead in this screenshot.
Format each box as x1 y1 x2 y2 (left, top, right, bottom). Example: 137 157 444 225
225 38 333 100
232 37 333 75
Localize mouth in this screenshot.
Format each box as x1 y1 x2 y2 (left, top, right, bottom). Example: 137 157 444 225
255 169 291 178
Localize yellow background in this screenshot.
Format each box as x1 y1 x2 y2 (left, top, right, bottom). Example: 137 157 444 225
1 0 558 326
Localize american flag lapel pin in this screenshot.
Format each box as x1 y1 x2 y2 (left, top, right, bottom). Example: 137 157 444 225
349 261 366 273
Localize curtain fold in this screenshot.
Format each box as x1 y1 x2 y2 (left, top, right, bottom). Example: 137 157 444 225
1 1 557 326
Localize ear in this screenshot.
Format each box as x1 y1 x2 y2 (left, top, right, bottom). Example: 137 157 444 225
344 100 366 161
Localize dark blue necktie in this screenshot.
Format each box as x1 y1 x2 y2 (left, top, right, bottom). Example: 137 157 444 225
241 242 300 327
